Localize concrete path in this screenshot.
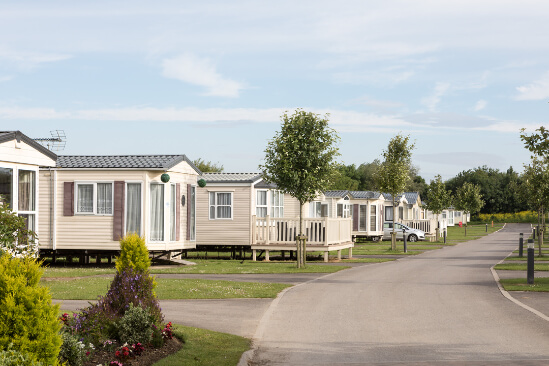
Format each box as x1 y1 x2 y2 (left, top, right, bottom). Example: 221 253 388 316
250 223 549 365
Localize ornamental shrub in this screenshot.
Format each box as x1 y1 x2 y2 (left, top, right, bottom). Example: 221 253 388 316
116 304 153 346
0 345 44 366
0 204 38 258
72 268 163 344
58 333 83 366
115 233 150 273
0 255 62 365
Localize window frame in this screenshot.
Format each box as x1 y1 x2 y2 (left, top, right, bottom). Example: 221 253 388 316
256 189 268 218
74 181 114 216
370 204 377 231
270 190 284 218
124 181 143 236
209 191 233 220
189 185 196 241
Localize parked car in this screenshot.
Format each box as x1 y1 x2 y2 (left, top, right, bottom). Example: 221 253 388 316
383 222 425 242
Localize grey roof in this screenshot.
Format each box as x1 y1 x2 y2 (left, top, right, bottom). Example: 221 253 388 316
349 191 383 199
202 172 263 184
57 155 201 173
254 179 277 189
403 192 420 204
324 190 349 198
0 131 57 161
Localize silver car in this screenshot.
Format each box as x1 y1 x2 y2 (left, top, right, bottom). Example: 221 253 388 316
383 222 425 242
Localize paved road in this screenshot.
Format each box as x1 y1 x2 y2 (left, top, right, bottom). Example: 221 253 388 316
250 223 549 365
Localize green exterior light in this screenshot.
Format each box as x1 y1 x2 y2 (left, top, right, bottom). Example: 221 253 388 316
161 173 170 183
198 178 207 187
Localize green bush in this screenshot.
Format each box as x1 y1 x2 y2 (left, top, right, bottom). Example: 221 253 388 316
0 255 62 365
0 344 44 366
116 233 151 273
116 304 153 346
0 204 38 258
58 333 83 366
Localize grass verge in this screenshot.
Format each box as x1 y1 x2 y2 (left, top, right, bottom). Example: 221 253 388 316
153 325 250 366
44 277 291 300
500 277 549 292
495 263 549 271
43 260 350 278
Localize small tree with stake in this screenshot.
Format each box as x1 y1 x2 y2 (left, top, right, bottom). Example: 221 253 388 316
377 134 415 251
424 175 452 241
260 109 340 268
454 182 484 236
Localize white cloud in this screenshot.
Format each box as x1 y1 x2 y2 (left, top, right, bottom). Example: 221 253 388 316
161 54 244 98
474 100 487 111
421 83 450 112
515 72 549 101
0 47 71 71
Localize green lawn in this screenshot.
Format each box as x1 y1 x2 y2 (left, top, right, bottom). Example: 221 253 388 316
500 277 549 292
434 223 504 244
153 325 250 366
44 277 291 300
43 259 350 278
494 263 549 271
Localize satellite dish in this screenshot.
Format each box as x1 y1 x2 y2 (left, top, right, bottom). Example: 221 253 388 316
34 130 66 152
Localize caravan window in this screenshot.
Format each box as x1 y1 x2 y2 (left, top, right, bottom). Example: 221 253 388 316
75 182 113 215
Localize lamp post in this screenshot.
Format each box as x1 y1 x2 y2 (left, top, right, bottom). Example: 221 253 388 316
519 233 524 258
527 238 535 285
403 228 407 253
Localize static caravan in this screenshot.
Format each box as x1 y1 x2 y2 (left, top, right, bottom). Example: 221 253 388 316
38 155 200 258
320 190 385 242
382 193 409 223
196 173 353 262
195 172 301 247
0 131 57 236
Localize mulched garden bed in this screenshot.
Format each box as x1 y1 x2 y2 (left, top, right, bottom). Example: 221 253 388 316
84 337 182 366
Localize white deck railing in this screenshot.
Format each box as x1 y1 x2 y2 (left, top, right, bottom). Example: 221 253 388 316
252 216 352 246
402 218 448 236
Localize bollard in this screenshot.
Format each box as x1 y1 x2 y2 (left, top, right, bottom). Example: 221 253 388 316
519 233 524 258
403 229 407 253
443 229 446 244
527 239 535 285
533 227 536 240
486 223 488 232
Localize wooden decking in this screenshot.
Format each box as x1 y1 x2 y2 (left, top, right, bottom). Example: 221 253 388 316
251 216 354 262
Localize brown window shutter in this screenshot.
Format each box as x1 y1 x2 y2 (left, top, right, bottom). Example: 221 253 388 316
113 181 125 241
352 204 358 231
186 184 191 241
176 183 181 241
63 182 74 216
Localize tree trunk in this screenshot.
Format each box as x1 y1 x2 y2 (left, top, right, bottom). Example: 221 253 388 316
391 197 397 251
297 202 303 268
435 213 440 242
537 206 543 257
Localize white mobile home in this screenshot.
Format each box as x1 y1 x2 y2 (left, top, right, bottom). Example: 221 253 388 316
38 155 200 257
0 131 57 236
196 173 353 261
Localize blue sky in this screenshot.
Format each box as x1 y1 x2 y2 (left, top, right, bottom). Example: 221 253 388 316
1 1 548 182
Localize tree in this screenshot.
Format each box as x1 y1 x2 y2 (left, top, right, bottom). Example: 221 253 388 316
192 158 224 173
521 126 549 254
260 109 340 268
376 133 415 251
454 182 484 236
424 175 452 240
521 157 549 256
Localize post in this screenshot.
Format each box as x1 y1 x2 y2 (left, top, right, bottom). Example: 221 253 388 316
485 223 487 232
348 246 353 259
252 249 257 261
403 229 407 253
519 233 524 258
265 250 270 262
296 235 307 268
533 227 536 239
527 239 535 285
443 229 446 244
265 215 270 245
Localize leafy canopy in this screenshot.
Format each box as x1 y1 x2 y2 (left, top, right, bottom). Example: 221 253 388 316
454 182 484 215
260 109 340 205
424 175 452 215
376 133 415 198
192 158 224 173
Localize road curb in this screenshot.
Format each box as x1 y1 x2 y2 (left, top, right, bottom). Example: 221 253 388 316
490 226 549 323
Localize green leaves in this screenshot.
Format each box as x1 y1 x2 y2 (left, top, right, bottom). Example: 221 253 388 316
424 175 452 215
260 109 340 205
454 182 484 215
377 133 415 198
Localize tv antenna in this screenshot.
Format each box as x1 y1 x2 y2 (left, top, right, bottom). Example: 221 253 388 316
34 130 66 152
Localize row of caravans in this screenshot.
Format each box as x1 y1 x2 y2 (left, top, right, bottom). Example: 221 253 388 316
1 131 468 262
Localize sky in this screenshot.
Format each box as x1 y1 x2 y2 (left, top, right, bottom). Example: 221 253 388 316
1 0 548 182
